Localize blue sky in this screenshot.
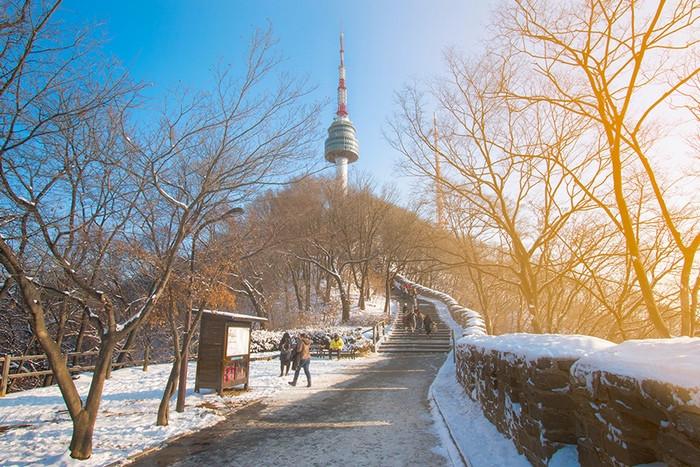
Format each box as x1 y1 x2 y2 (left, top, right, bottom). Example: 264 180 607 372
58 0 493 198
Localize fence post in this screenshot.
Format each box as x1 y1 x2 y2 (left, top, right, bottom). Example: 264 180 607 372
142 345 150 372
1 354 11 397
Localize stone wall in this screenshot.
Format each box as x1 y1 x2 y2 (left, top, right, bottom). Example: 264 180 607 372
457 335 700 467
571 339 700 467
395 276 700 466
456 334 613 466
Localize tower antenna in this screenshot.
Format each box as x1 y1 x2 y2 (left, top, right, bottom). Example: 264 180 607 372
337 32 348 117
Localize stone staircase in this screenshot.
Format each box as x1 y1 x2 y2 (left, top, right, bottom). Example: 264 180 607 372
378 298 452 354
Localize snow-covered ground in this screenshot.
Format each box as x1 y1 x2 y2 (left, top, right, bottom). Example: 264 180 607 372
347 292 391 326
425 294 532 466
423 295 529 466
424 295 581 466
0 357 371 466
429 352 531 467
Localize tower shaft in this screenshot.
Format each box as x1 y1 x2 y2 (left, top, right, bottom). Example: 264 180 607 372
336 156 349 192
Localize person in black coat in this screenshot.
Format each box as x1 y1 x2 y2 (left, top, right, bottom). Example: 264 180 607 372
423 314 434 337
279 332 293 377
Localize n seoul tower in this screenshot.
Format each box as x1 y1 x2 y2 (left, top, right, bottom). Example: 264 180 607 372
324 32 359 193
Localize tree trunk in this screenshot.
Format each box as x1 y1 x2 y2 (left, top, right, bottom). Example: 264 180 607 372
158 294 181 425
73 312 88 366
313 269 323 303
335 274 351 322
384 270 393 316
176 310 191 413
45 305 69 386
69 338 115 459
323 274 332 303
157 358 181 426
289 264 304 312
284 282 290 315
680 253 694 336
304 262 311 312
116 329 137 364
242 280 268 329
357 270 367 310
610 142 670 337
69 411 95 460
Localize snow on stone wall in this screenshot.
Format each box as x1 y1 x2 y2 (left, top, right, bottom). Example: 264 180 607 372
394 275 487 336
456 334 614 467
455 334 700 467
570 338 700 466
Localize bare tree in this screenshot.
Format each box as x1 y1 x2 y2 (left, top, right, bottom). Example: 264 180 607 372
0 6 317 458
504 0 700 336
391 51 603 333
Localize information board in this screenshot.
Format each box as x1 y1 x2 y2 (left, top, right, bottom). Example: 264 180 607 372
226 325 250 356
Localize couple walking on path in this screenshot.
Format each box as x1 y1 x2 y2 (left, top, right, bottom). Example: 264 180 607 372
278 332 312 387
403 304 435 336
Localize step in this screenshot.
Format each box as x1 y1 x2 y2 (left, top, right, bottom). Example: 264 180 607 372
382 338 448 342
389 334 451 338
381 340 450 344
379 343 451 348
391 331 451 335
383 344 451 347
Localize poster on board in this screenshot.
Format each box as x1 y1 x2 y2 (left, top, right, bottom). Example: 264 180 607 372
226 326 250 356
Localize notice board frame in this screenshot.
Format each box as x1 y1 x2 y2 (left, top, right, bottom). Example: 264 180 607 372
194 310 267 395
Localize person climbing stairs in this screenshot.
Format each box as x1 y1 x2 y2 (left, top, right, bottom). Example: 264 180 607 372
378 294 451 354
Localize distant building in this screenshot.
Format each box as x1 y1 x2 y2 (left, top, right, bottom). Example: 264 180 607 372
324 33 359 193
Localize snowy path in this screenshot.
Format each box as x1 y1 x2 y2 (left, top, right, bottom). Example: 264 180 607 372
130 354 450 467
0 358 391 466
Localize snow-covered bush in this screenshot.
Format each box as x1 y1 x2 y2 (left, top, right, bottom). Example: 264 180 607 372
251 327 374 354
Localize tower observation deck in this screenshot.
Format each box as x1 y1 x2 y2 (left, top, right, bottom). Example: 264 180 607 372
324 32 359 193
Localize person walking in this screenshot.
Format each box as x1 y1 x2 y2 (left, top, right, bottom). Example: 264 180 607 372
409 286 418 307
289 334 300 371
289 332 312 387
329 334 344 360
279 332 293 377
423 314 434 337
415 310 424 332
408 309 416 333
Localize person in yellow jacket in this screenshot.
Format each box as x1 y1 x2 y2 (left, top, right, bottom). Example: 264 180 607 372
328 334 344 360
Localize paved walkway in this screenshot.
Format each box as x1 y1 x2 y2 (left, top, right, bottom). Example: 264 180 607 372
131 353 449 467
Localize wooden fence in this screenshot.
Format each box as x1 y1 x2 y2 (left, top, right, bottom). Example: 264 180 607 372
0 346 151 397
371 320 388 345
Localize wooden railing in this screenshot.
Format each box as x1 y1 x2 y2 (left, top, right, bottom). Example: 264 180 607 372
371 320 387 346
0 346 150 397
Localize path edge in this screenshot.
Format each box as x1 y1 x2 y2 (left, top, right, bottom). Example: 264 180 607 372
429 351 471 467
